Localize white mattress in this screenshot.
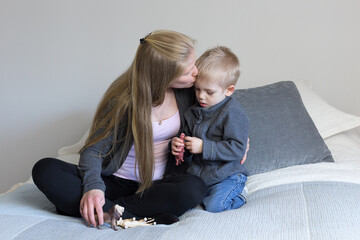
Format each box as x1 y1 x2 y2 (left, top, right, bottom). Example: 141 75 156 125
1 128 360 240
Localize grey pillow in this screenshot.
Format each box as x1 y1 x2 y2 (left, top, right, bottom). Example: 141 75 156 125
232 81 334 175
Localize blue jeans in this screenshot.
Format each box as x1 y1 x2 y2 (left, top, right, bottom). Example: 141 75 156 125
203 173 247 213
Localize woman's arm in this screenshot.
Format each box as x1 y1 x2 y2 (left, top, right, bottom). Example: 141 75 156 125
77 133 113 228
78 133 113 194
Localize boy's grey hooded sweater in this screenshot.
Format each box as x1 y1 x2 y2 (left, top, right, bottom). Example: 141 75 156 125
183 96 249 186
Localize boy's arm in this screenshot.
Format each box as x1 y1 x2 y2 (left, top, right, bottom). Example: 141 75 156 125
202 109 249 162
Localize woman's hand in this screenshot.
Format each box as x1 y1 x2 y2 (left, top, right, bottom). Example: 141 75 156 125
240 138 250 164
185 136 203 154
80 189 105 228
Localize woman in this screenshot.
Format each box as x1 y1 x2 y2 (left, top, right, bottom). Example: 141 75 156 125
32 30 207 228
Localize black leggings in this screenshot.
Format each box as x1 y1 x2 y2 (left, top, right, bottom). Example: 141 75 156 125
32 158 207 219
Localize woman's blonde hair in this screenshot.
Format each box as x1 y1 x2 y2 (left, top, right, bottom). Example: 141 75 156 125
196 46 240 89
81 30 195 193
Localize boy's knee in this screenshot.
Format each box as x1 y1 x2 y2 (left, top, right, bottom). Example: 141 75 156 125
203 198 223 213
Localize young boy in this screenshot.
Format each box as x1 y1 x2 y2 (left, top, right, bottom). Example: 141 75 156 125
172 46 249 213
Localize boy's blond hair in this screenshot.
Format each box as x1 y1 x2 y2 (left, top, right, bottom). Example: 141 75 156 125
196 46 240 89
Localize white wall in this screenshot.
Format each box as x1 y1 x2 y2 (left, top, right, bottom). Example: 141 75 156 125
1 0 359 193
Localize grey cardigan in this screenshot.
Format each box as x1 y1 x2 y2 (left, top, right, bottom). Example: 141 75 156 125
78 88 196 194
183 97 249 186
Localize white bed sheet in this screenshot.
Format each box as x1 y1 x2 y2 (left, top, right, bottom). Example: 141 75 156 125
2 128 360 240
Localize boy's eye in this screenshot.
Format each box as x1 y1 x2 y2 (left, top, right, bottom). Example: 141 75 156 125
207 92 214 95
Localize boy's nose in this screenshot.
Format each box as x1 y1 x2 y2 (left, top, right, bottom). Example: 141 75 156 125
198 92 205 100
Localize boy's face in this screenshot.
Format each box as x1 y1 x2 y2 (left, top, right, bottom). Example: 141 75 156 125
194 78 228 108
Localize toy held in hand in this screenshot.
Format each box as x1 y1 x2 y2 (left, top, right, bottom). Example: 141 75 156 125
95 204 124 231
175 133 185 165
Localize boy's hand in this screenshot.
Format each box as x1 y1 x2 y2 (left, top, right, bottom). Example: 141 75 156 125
172 134 185 165
185 136 203 154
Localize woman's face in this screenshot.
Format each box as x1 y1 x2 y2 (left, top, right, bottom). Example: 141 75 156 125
168 50 198 89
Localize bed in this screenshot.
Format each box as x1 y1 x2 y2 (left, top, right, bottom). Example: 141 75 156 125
1 81 360 240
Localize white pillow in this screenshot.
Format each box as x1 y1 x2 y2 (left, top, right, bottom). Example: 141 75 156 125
294 81 360 139
58 129 89 156
57 129 89 163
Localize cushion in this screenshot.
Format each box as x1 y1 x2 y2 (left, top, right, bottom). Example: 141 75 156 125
57 129 89 165
294 81 360 139
232 81 334 175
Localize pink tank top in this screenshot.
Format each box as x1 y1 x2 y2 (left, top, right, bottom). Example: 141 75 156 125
113 111 180 181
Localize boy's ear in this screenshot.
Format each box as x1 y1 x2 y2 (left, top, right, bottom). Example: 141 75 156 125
225 85 235 96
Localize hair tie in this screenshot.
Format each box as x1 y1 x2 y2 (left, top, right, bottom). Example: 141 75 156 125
139 38 145 44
